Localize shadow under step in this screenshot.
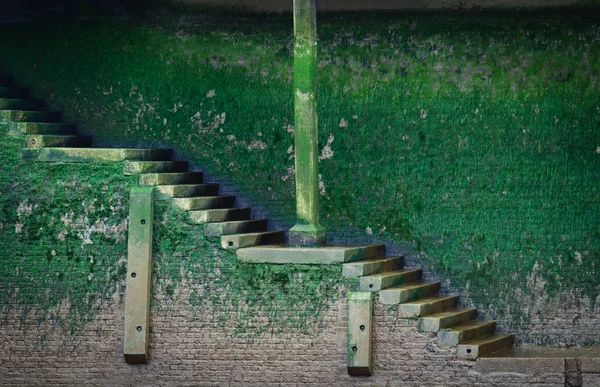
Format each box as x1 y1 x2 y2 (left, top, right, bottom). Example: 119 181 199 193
342 256 404 277
456 333 515 360
172 195 235 210
22 147 173 162
25 135 92 148
437 320 496 347
221 231 285 250
188 208 251 224
1 110 60 122
359 269 421 292
156 183 219 198
0 98 44 110
0 75 14 86
205 219 267 237
139 172 204 186
0 87 29 98
124 161 188 175
398 295 459 318
419 308 477 332
4 122 76 135
379 281 441 304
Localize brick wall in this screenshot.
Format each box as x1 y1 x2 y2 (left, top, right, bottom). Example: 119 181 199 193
0 286 575 386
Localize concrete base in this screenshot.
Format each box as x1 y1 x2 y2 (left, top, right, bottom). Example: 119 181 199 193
237 244 385 264
288 223 326 247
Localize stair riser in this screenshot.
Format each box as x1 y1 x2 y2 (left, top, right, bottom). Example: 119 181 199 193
0 99 44 110
124 161 189 175
0 110 60 122
342 257 403 278
172 196 235 211
221 231 285 250
346 244 385 262
205 219 267 237
156 184 219 198
456 335 515 360
24 135 92 148
379 282 441 305
398 296 458 318
419 309 477 332
0 87 29 98
139 173 204 186
188 208 251 224
437 322 496 347
359 270 421 292
3 122 76 135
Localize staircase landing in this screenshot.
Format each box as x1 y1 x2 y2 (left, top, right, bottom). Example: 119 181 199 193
236 244 385 264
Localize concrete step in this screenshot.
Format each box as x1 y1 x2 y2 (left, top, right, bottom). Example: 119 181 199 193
398 295 459 318
3 122 76 135
438 320 496 347
419 308 478 332
124 161 188 175
342 256 403 278
172 195 235 211
22 147 173 162
24 135 92 148
188 208 251 224
156 183 219 198
0 75 14 86
221 231 285 250
0 98 44 110
457 333 515 360
0 110 60 122
378 281 441 305
359 269 421 292
0 87 29 98
237 244 385 264
204 219 267 237
139 172 203 186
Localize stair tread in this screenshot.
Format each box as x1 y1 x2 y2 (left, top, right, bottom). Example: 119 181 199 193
402 294 458 305
210 219 266 224
425 307 478 318
364 268 420 279
460 333 514 346
383 281 440 291
445 320 496 332
344 256 401 266
23 147 173 162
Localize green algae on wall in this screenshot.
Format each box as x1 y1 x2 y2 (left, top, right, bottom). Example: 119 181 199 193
0 132 135 335
0 12 598 344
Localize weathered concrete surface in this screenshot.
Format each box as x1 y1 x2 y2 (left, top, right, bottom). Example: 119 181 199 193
22 147 173 162
342 256 403 278
123 186 154 364
347 292 372 375
237 244 385 264
289 0 326 248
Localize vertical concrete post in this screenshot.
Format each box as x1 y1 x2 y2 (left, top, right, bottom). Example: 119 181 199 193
289 0 326 247
124 186 154 364
347 292 373 375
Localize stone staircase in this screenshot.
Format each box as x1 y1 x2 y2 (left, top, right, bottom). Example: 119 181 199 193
0 73 515 361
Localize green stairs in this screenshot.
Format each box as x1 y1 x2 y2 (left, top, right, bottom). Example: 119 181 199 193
342 253 514 360
0 74 284 251
1 73 515 361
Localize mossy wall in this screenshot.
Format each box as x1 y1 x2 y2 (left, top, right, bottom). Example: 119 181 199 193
0 11 599 345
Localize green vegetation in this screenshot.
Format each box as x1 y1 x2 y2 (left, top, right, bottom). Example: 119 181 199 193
0 12 599 343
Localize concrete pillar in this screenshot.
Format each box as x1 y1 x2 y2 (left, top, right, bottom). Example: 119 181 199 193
289 0 326 247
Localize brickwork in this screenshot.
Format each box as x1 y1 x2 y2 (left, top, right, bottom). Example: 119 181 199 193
0 286 572 386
